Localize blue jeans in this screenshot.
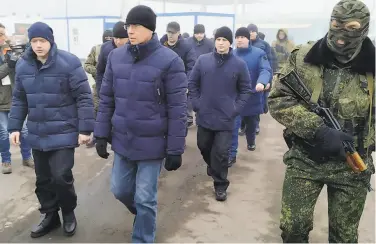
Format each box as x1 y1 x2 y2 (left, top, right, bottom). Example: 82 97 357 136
230 115 258 159
111 152 162 243
0 111 32 163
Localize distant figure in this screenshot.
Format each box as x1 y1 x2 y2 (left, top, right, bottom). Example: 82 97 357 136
182 32 190 38
272 29 295 71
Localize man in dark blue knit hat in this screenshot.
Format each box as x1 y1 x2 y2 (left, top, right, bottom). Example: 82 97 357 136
8 21 94 238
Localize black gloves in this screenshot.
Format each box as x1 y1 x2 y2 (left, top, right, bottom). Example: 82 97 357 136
164 155 182 171
314 126 354 160
95 138 109 159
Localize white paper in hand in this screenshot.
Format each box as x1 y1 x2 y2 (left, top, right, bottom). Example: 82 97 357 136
1 76 11 86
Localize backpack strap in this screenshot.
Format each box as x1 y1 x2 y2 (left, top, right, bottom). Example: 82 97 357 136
309 66 324 104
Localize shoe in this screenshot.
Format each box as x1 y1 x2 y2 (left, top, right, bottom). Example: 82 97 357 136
22 158 35 169
238 128 245 136
256 128 260 135
247 144 256 151
2 163 12 174
207 166 212 177
215 190 227 201
30 212 61 238
62 211 77 236
228 157 236 167
187 121 194 128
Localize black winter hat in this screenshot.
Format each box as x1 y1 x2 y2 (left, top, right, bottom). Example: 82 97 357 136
102 29 113 43
235 27 250 40
258 32 265 40
194 24 205 34
247 23 258 33
113 21 128 38
214 26 233 44
125 5 156 32
28 22 54 44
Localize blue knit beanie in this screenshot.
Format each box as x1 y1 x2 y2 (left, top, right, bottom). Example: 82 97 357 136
28 22 54 44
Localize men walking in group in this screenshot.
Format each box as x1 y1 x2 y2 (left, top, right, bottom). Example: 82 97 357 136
268 0 374 242
84 29 113 147
8 22 94 238
94 5 187 243
0 23 33 174
160 21 196 127
189 26 252 201
229 27 272 167
96 21 128 96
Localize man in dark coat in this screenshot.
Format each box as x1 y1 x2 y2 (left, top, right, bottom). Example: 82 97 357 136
160 21 196 127
94 6 187 243
8 22 94 238
189 26 252 201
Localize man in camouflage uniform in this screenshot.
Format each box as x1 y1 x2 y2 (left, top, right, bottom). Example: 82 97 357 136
84 30 113 114
84 30 112 147
268 0 375 242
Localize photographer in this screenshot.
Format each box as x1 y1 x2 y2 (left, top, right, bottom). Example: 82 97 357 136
0 23 33 174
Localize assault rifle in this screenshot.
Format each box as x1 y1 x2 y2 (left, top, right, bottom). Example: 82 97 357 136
280 70 367 173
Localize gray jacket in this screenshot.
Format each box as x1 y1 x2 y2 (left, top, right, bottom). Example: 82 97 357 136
0 47 15 111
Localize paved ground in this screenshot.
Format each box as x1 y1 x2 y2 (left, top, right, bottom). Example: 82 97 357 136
0 114 374 243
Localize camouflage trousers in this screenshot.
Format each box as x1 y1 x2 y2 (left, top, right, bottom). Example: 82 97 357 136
92 83 99 117
280 146 374 243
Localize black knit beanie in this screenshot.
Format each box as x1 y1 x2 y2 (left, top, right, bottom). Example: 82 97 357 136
125 5 156 32
113 21 128 38
214 26 233 44
194 24 205 34
247 23 258 33
235 27 250 40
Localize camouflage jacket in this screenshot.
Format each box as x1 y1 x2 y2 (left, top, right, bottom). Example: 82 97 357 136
272 29 295 71
268 36 375 152
84 44 101 80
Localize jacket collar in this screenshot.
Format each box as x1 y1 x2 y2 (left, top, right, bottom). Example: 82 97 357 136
128 34 161 62
304 34 375 75
23 43 57 69
235 44 252 54
214 47 233 67
160 34 182 49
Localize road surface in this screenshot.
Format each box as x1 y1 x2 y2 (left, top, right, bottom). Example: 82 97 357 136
0 115 374 242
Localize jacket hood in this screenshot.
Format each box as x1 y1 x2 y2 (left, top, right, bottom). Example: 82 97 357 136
276 28 288 41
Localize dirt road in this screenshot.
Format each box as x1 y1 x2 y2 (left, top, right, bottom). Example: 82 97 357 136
0 114 374 242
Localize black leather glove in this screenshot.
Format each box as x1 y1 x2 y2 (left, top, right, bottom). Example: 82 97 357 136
95 138 109 159
164 155 182 171
314 126 354 160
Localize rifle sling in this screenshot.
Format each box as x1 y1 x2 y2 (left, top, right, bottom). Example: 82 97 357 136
309 66 324 104
366 72 374 158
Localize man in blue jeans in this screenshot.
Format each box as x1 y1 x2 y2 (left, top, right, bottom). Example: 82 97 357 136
229 27 272 167
0 23 33 174
94 5 187 243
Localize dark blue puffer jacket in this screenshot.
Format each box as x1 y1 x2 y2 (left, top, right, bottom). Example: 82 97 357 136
188 49 252 131
234 45 272 116
96 40 117 95
94 34 187 160
251 37 277 74
187 36 214 58
160 34 196 78
8 44 94 151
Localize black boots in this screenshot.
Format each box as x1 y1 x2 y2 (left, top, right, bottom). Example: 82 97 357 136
215 190 227 201
62 211 77 236
30 212 61 238
30 211 76 238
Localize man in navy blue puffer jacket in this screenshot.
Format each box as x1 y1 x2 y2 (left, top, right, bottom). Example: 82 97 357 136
189 26 252 202
8 22 94 238
94 5 187 243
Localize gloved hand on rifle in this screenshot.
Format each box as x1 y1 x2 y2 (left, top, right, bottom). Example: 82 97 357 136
314 125 354 160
